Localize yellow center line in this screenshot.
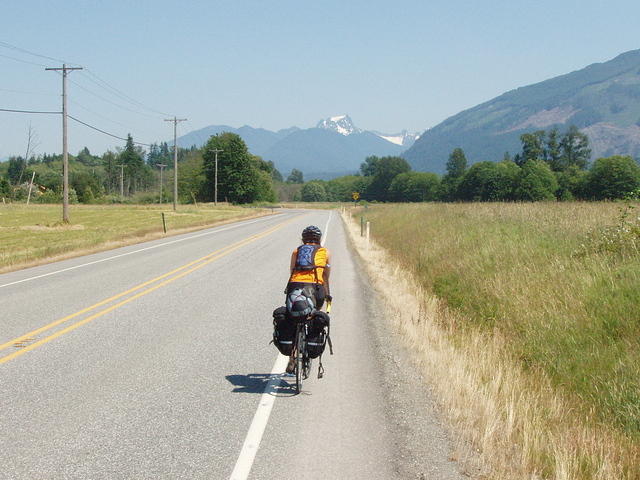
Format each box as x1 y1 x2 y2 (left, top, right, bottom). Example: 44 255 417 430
0 217 297 365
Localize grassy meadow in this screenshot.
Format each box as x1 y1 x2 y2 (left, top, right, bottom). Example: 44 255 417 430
349 202 640 479
0 203 270 272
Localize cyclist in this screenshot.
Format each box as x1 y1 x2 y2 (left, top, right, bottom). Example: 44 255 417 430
285 225 332 373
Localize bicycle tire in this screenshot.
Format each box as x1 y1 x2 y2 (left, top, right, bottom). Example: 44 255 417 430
295 328 305 393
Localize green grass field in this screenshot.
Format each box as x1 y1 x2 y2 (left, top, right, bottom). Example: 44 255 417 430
352 201 640 477
0 203 269 271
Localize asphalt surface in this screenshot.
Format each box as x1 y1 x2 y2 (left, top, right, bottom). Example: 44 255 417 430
0 209 465 479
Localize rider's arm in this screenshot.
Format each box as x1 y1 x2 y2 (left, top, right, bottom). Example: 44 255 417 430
289 250 297 275
323 251 331 297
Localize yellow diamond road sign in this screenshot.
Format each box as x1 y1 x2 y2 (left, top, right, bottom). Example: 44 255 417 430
352 192 360 201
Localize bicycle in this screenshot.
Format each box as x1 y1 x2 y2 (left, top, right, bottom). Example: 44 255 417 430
293 300 332 394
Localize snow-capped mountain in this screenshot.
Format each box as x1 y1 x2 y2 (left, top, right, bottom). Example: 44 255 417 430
316 115 362 136
316 114 419 147
175 114 419 177
372 130 421 147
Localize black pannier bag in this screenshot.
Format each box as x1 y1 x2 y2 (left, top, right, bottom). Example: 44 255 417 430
307 311 330 359
272 306 295 355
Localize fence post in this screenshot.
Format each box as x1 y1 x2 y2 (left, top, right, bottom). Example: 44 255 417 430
360 216 364 237
366 221 370 241
161 212 167 233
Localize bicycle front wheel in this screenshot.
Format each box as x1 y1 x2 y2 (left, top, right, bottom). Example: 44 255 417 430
295 329 305 394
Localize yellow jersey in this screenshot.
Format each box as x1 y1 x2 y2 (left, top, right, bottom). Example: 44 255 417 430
289 245 329 285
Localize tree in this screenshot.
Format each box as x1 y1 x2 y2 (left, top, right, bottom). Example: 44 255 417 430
493 160 521 200
514 160 558 201
445 148 467 178
559 126 591 170
286 168 304 184
71 170 103 203
365 156 411 201
586 156 640 200
457 162 502 201
544 128 562 171
76 147 100 167
301 181 328 202
556 165 588 200
252 169 277 203
202 132 274 203
119 134 147 195
7 157 26 185
177 151 205 202
360 156 380 176
439 148 468 200
325 175 368 201
389 172 440 202
517 131 546 166
263 160 282 182
0 177 10 198
102 151 118 195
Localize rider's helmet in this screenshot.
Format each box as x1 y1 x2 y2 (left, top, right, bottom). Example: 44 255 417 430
301 225 322 244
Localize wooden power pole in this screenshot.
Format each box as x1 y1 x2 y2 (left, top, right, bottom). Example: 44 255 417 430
46 64 83 223
210 149 223 205
164 116 187 211
156 163 167 203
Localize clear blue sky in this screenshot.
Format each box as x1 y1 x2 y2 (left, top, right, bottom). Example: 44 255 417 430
1 0 639 158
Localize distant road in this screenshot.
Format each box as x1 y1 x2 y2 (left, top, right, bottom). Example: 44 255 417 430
0 209 464 479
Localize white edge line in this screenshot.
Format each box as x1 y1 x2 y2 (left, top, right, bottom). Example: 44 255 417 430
321 211 332 246
0 214 283 289
229 355 288 480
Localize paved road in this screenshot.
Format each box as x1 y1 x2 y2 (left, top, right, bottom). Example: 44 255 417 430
0 209 464 479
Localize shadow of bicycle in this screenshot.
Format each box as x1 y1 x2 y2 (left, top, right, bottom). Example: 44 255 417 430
225 373 301 396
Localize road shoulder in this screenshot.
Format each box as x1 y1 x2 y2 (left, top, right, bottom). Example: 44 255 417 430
343 212 471 480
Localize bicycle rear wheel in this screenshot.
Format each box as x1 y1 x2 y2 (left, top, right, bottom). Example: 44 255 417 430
295 328 305 393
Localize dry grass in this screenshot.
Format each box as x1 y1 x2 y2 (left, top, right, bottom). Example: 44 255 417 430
343 203 640 479
0 203 272 272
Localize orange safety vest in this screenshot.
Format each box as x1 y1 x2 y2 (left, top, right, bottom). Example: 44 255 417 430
289 244 329 285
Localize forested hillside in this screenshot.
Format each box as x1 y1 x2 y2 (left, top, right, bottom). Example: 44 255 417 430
404 49 640 173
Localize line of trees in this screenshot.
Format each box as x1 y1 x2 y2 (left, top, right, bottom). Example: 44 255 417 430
2 125 639 205
297 126 640 202
0 133 278 204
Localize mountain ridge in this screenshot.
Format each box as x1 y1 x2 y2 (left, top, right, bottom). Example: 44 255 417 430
403 49 640 173
175 116 416 177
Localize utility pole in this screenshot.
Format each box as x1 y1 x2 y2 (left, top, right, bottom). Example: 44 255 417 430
164 116 187 211
26 171 36 205
156 163 167 204
117 164 125 200
211 149 223 205
46 64 82 223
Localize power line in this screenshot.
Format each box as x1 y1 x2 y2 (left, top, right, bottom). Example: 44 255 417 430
68 114 152 146
0 40 78 66
0 107 61 114
0 87 57 96
69 99 149 133
0 52 49 68
81 69 172 117
67 77 163 120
